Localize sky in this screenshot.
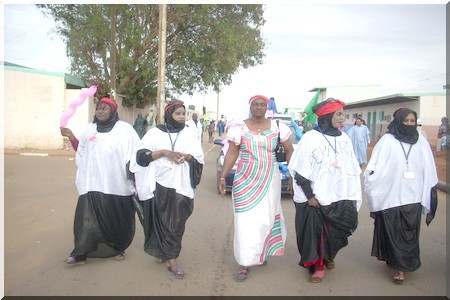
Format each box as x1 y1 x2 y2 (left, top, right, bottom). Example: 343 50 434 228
2 2 447 120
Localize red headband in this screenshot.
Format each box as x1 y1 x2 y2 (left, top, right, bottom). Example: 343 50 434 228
99 97 118 110
165 101 184 112
315 99 345 117
248 95 269 104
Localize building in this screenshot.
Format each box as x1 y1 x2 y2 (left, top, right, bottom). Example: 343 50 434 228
3 61 150 150
309 85 446 147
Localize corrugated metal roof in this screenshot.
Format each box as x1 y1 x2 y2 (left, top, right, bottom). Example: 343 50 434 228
2 60 86 88
344 94 419 109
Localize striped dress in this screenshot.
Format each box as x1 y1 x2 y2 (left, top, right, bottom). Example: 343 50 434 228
227 120 290 266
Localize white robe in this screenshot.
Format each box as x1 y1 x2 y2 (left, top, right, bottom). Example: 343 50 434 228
75 121 139 196
288 130 362 211
130 126 204 200
185 119 203 141
364 134 438 213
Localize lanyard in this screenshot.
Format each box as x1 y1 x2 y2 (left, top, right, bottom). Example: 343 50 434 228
399 141 413 166
317 126 338 155
165 125 180 151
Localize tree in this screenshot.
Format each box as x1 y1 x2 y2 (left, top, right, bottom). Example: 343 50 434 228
36 4 266 107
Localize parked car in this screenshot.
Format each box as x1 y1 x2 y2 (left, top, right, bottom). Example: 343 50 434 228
215 122 301 194
272 113 294 125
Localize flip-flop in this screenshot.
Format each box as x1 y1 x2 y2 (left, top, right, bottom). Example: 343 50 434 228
65 256 86 266
168 266 185 279
325 260 335 270
114 253 125 261
310 265 325 283
393 271 405 284
234 268 250 282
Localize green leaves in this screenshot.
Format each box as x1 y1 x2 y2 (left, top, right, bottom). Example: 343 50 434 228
37 4 265 107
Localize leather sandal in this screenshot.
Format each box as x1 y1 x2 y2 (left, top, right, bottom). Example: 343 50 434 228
234 267 250 282
310 264 325 283
393 270 405 284
65 256 86 265
167 266 185 279
325 260 335 270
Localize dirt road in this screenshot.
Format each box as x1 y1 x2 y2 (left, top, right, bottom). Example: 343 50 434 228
3 144 447 297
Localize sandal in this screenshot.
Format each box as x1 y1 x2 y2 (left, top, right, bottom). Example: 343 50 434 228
114 253 125 261
393 270 405 284
234 267 250 282
310 264 325 283
325 260 335 270
65 256 86 265
167 266 185 279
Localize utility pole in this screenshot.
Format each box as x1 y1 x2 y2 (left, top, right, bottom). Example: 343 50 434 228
110 4 116 100
156 4 167 124
215 85 220 122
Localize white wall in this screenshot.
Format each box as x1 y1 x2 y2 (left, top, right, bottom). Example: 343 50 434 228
5 69 68 149
4 66 153 150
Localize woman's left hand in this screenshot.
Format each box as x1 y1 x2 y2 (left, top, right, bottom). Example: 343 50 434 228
172 152 191 164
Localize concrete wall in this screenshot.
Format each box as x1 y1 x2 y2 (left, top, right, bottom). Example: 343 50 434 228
4 66 151 150
5 68 70 149
343 94 445 147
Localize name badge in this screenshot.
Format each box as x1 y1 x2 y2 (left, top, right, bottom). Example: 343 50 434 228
403 170 415 179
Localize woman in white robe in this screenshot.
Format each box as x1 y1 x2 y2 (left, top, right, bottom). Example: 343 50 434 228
130 101 204 279
288 98 362 283
364 108 438 284
61 97 140 265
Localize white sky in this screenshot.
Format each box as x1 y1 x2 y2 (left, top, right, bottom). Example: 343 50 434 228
2 2 447 120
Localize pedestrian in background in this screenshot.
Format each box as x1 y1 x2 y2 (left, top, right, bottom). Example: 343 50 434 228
436 117 449 151
133 113 148 139
416 118 428 140
364 108 438 284
219 95 294 282
60 97 139 265
347 117 371 168
288 98 362 283
217 119 225 137
267 96 279 115
130 100 204 279
186 113 203 142
208 120 216 143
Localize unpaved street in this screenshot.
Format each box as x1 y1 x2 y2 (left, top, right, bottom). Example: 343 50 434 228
3 144 447 297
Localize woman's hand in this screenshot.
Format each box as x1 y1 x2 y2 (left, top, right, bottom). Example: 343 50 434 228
60 127 75 141
168 151 192 164
307 196 320 208
219 177 226 195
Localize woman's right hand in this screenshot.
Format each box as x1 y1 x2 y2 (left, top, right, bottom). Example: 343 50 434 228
219 178 226 195
60 127 75 141
307 197 320 209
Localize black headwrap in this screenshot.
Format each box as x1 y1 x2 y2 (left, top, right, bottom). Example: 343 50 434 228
312 98 343 136
93 98 120 133
387 108 418 144
156 101 186 133
315 113 342 136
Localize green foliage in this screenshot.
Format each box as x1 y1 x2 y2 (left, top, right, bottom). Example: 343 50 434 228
36 4 266 107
